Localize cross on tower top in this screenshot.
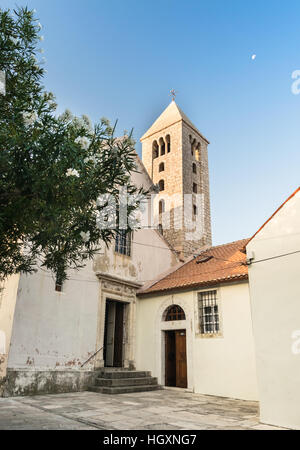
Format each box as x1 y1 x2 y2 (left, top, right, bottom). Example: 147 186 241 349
170 89 177 101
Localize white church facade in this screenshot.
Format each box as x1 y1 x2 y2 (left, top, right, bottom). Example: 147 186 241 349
1 101 258 403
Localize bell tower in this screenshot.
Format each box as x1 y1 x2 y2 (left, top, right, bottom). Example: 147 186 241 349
141 100 212 258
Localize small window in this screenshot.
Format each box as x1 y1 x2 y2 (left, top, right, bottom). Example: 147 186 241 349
198 290 219 334
159 137 165 156
158 179 165 191
191 138 196 155
159 199 165 214
166 134 171 153
192 163 196 174
158 223 163 235
153 140 159 159
159 162 165 172
195 143 200 161
193 183 197 193
115 230 132 256
164 304 186 321
193 204 197 216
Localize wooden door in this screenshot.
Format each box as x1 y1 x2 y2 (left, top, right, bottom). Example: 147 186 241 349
165 330 187 388
104 301 116 367
165 331 176 386
113 301 124 367
175 330 187 388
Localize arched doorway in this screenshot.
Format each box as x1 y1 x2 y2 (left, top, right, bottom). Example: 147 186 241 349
163 305 187 388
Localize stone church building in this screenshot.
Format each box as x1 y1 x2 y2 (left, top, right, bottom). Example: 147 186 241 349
0 100 258 401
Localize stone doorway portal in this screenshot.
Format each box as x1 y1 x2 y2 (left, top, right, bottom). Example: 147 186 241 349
103 300 125 367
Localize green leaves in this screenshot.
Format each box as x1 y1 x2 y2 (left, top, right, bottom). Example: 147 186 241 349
0 7 146 283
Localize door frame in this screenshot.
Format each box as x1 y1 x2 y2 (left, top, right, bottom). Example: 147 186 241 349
103 299 125 367
157 297 193 390
94 273 142 370
165 329 187 388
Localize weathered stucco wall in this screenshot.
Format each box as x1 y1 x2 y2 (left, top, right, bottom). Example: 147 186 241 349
0 274 20 392
3 369 96 397
94 228 177 284
7 260 99 373
247 189 300 429
136 282 258 401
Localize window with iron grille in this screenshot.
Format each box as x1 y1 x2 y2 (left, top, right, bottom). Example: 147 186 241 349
198 290 219 334
164 304 186 321
115 230 132 256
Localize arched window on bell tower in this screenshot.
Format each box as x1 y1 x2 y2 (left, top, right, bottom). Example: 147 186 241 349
153 140 159 159
195 143 200 161
191 137 196 156
158 179 165 191
166 134 171 153
159 162 165 172
159 137 165 156
159 199 165 214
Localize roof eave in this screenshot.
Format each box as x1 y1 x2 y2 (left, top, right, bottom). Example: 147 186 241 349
137 273 248 297
247 186 300 246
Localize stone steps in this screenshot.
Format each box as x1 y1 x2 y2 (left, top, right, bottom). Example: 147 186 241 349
95 376 157 387
96 370 151 379
88 368 161 394
88 384 161 395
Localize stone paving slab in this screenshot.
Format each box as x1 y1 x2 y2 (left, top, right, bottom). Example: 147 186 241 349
0 389 287 430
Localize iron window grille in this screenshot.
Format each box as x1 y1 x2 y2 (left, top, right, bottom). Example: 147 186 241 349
198 290 219 334
115 230 132 256
165 304 186 321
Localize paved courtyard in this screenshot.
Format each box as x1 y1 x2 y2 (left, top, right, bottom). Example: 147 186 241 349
0 388 285 430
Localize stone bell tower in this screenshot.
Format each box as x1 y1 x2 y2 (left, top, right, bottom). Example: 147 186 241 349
141 99 212 258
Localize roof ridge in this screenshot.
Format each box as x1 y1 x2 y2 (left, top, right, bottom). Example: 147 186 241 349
247 186 300 244
195 238 250 255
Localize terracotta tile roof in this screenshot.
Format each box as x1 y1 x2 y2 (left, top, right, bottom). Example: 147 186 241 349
138 238 249 296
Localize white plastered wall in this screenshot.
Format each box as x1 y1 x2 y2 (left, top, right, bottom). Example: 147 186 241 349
136 282 258 401
7 261 99 371
247 189 300 429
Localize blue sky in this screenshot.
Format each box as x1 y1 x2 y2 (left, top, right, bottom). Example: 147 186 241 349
2 0 300 245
